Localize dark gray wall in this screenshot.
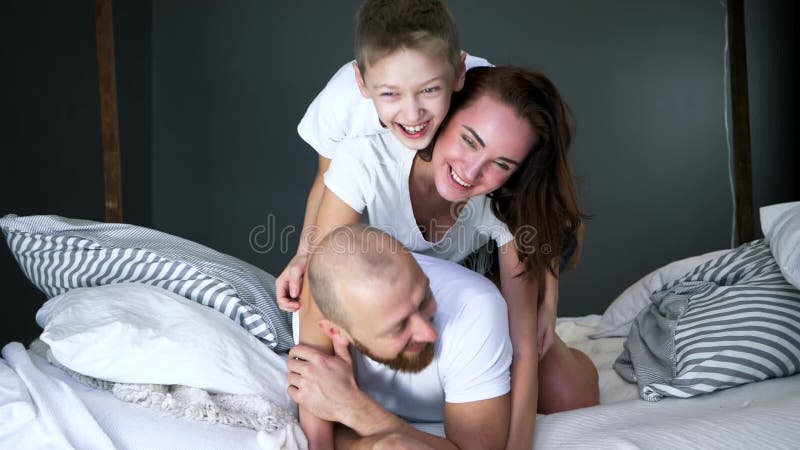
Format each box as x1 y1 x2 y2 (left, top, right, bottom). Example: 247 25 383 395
0 0 151 343
151 1 361 278
151 0 796 317
1 1 795 345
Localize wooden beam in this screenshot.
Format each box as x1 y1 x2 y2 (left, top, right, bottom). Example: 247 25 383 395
95 0 124 223
727 0 754 244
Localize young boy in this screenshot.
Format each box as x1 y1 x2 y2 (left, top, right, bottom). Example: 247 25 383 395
276 0 489 312
277 1 490 447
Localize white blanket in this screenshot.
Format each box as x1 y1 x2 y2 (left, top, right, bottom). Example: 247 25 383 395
0 342 115 450
0 342 305 450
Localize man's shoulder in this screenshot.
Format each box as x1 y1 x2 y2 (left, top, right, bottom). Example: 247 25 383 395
413 254 505 316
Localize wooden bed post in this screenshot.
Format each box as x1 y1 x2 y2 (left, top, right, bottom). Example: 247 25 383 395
727 0 755 244
95 0 124 223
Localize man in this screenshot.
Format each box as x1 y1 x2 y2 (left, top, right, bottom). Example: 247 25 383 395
287 224 513 449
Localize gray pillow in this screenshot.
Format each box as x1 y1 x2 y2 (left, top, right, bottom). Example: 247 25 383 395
615 239 800 401
0 214 292 352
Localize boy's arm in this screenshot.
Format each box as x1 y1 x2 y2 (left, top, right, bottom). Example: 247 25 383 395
295 187 362 449
498 242 540 450
301 155 332 251
276 155 331 311
300 410 334 450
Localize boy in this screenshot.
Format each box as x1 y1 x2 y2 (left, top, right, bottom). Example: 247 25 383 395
276 0 490 309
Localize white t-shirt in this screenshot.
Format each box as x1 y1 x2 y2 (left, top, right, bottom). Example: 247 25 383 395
353 253 512 422
324 130 514 264
297 54 492 159
290 253 511 422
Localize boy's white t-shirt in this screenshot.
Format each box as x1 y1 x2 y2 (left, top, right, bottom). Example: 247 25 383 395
292 253 512 423
297 54 492 159
323 130 514 264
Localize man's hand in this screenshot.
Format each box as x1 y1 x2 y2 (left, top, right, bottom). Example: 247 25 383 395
287 339 361 424
276 253 309 312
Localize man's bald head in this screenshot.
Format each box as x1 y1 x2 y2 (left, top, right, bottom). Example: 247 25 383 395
307 224 413 331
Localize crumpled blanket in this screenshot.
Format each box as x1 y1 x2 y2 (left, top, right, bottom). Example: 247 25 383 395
614 239 800 401
29 339 307 449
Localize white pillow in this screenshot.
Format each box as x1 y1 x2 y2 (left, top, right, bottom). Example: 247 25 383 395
761 201 800 290
36 283 291 410
590 250 729 338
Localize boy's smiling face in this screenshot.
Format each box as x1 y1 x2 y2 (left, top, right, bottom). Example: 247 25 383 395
355 48 465 150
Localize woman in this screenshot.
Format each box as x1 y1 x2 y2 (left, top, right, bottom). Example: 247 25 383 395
284 66 598 449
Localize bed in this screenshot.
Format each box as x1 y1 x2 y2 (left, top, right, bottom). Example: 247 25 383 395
1 295 798 449
1 203 799 449
3 320 798 450
4 0 797 448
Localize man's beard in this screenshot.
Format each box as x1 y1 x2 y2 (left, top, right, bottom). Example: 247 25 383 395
352 339 435 373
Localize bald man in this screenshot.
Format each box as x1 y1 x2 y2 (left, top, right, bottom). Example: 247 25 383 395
287 224 513 449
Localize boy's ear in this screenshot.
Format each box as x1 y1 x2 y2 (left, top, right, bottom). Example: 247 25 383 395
318 318 352 346
352 61 371 99
453 51 467 92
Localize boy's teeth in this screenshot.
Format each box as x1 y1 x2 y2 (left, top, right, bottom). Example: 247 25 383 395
450 168 471 188
402 123 427 134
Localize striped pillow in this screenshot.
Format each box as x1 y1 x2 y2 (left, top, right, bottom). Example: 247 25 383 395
0 215 292 352
615 240 800 401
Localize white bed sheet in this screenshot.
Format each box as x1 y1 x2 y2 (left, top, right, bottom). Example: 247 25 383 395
537 315 800 449
2 316 799 450
416 315 800 449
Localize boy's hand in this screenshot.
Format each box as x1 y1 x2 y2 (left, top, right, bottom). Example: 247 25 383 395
276 253 309 312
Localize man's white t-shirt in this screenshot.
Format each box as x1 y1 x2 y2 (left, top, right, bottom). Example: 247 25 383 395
297 54 492 159
353 253 512 423
324 130 514 264
293 253 512 423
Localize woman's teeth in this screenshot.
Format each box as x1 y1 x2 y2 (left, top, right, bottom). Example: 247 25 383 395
450 168 472 188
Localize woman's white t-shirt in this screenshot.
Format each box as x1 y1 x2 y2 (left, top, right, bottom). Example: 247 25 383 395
324 130 513 264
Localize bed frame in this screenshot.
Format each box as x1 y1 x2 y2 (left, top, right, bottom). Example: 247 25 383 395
92 0 757 244
95 0 123 224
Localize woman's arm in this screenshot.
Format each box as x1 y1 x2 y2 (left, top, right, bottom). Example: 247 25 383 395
536 264 559 359
497 241 540 450
297 186 362 450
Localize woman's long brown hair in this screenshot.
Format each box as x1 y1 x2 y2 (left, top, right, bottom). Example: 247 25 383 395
421 66 585 281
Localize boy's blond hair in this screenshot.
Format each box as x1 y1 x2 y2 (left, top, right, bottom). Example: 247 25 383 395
355 0 461 76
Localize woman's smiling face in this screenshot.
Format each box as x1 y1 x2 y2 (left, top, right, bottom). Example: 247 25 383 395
431 94 537 202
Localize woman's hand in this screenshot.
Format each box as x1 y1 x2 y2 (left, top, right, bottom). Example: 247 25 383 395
276 253 309 312
536 297 557 359
537 268 559 359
